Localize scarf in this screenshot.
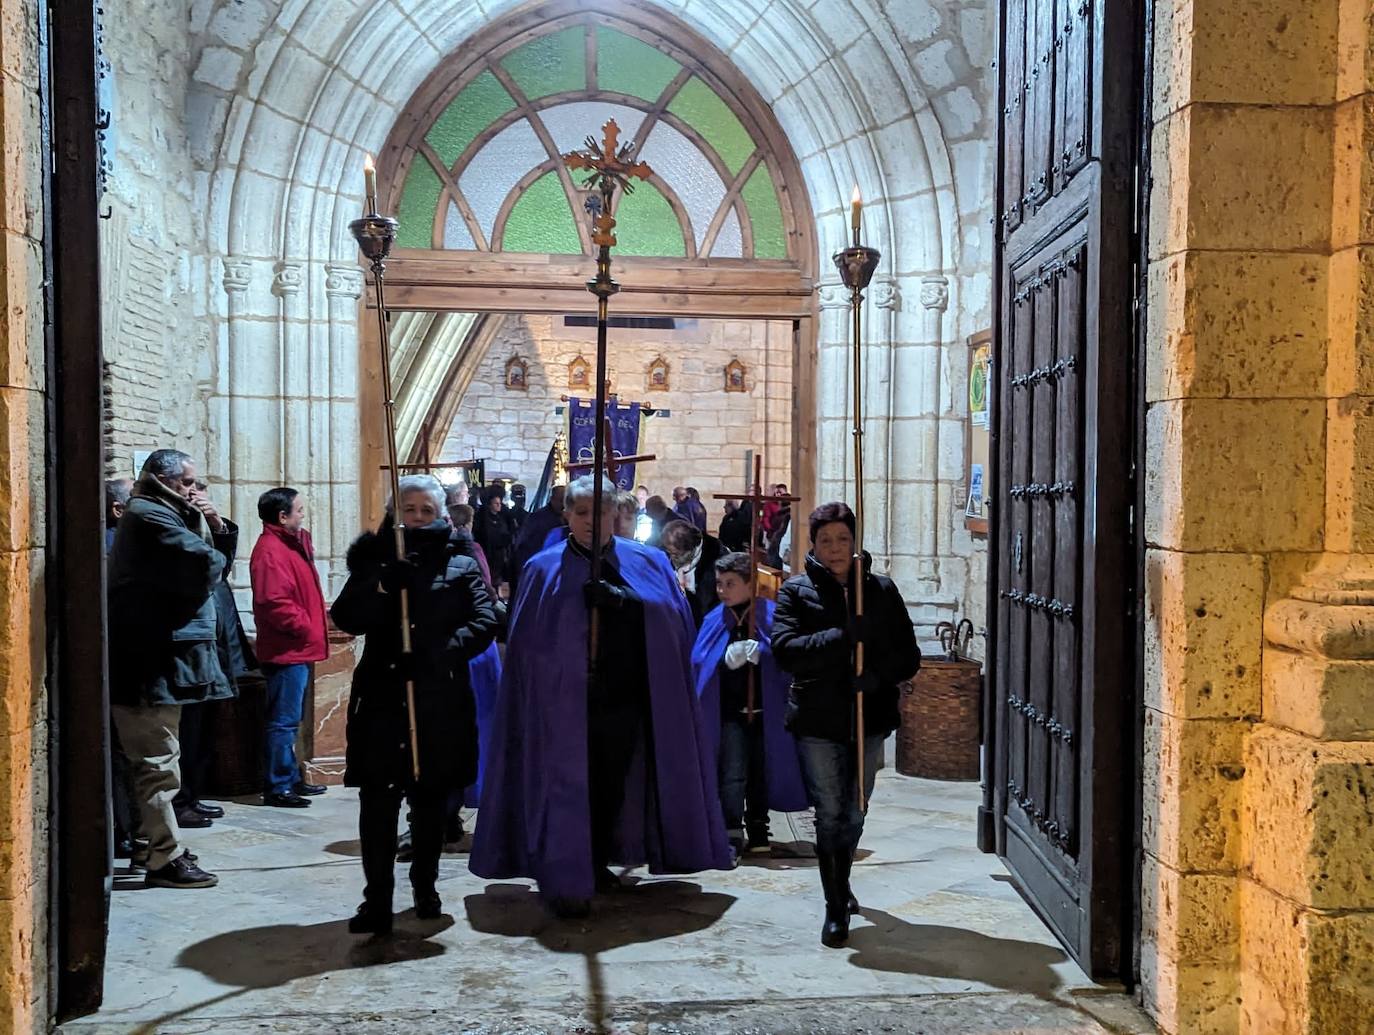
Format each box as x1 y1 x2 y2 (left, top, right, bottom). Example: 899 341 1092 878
132 471 213 545
675 541 703 595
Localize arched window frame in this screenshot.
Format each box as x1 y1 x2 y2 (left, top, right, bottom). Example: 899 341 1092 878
377 6 809 267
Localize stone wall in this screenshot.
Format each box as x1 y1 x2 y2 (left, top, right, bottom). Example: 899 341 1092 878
1141 0 1374 1032
0 1 48 1031
441 315 792 515
100 0 212 477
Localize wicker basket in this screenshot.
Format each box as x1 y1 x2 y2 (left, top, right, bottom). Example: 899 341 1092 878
896 656 983 781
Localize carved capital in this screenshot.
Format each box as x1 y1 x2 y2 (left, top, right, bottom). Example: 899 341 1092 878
324 263 365 300
920 275 949 312
273 261 304 297
221 258 252 294
817 282 849 310
872 278 899 311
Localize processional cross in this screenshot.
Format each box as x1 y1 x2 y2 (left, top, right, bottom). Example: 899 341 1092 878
714 455 801 721
562 120 653 666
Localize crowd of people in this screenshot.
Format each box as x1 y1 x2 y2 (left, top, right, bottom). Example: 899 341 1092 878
104 452 920 948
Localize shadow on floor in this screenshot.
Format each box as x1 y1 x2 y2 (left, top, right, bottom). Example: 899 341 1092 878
174 911 454 990
464 880 735 955
847 906 1069 999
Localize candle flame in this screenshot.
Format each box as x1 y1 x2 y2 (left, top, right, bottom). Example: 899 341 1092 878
852 185 862 205
363 153 375 173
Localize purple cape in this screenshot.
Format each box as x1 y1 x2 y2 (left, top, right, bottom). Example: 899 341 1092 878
692 599 810 812
469 537 733 899
464 640 502 808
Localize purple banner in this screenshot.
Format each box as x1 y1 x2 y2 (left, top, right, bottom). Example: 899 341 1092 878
567 398 644 492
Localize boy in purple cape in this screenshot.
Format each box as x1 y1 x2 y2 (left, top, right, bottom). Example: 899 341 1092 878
691 552 808 861
470 475 733 917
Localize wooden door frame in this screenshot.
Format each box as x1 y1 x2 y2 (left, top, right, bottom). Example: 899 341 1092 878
356 254 820 533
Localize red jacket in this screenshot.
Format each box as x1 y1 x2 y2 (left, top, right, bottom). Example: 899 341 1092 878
250 524 329 665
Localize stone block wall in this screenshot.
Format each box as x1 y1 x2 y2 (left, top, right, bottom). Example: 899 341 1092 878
1142 0 1374 1031
0 1 48 1031
99 0 213 478
441 314 793 520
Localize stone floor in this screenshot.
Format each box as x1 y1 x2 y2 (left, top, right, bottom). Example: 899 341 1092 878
68 758 1155 1035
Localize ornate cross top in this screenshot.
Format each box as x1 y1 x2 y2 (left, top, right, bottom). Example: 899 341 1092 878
563 119 654 249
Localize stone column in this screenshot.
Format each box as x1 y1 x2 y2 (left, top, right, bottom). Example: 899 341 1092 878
324 263 363 595
274 261 307 486
1243 1 1374 1028
221 257 256 527
1141 1 1371 1033
869 276 899 565
815 282 852 507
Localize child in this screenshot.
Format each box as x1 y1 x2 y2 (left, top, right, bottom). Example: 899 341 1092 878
691 552 808 859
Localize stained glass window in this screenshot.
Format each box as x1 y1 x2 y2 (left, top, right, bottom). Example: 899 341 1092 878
389 18 795 262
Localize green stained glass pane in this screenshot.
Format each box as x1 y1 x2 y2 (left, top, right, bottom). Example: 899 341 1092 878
501 27 585 101
425 72 516 168
396 157 443 249
615 181 686 258
596 27 680 102
500 172 582 254
742 163 786 258
667 77 755 176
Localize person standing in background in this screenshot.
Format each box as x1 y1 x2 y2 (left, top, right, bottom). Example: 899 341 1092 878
250 487 330 809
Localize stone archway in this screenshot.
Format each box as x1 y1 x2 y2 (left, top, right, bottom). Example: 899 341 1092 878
194 0 986 631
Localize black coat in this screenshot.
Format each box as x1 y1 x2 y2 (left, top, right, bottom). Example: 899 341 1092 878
107 496 235 708
684 534 725 628
718 503 752 553
772 553 921 742
474 505 518 582
330 522 498 791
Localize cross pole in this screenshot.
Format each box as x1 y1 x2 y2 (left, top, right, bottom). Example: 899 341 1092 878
562 119 653 678
714 454 800 721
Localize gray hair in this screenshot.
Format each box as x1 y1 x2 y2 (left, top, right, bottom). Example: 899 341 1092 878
564 474 616 511
141 449 194 480
386 474 446 517
105 478 133 508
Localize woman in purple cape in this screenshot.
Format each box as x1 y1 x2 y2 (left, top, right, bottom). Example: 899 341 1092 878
469 476 732 917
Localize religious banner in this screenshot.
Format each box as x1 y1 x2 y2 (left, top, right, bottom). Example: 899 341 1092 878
567 397 644 491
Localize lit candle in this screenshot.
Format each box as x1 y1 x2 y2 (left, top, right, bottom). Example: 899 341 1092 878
850 185 862 235
363 153 378 212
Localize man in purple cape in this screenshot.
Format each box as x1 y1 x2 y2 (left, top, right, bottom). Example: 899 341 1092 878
692 552 808 859
470 476 732 915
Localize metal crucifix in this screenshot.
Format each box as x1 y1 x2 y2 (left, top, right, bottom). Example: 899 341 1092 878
562 119 653 672
714 455 800 721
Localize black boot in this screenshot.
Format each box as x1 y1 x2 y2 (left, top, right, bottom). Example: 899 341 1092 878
843 843 860 915
348 901 393 935
817 850 850 948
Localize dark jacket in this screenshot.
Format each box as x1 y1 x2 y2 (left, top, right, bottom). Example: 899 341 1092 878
330 521 498 791
718 503 752 553
771 553 921 742
107 496 236 708
474 504 518 583
211 520 256 684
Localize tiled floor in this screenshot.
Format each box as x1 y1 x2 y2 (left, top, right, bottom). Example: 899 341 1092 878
67 758 1154 1034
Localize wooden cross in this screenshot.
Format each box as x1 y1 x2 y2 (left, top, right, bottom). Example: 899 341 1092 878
714 455 801 720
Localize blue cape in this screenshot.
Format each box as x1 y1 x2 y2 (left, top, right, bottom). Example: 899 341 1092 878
692 599 809 812
463 640 502 808
470 536 733 899
542 526 569 551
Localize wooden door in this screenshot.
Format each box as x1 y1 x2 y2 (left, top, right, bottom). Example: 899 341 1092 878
985 0 1142 979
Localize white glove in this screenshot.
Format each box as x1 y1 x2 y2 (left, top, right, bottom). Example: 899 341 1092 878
724 639 761 670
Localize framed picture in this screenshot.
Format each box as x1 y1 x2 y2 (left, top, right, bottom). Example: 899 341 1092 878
646 355 670 392
568 354 590 389
505 355 529 391
724 358 747 392
964 329 992 537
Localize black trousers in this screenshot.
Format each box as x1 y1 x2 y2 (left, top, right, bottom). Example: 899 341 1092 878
359 784 446 907
588 699 642 871
173 701 212 809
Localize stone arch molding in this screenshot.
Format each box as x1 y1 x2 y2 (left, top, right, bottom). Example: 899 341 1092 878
196 0 985 613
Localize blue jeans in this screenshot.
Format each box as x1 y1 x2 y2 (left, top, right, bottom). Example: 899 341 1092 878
796 734 884 857
263 663 309 795
719 715 769 839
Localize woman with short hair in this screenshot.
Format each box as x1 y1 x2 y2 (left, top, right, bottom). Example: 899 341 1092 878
330 475 498 934
771 502 921 948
